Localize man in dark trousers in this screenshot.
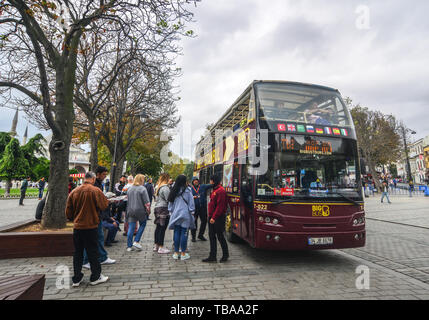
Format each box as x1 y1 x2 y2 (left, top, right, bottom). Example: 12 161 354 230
202 175 229 263
82 166 116 269
190 176 212 242
19 177 30 206
66 171 110 286
38 177 46 200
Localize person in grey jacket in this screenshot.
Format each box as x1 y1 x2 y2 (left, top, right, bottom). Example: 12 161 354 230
153 173 171 254
167 175 195 261
126 174 151 252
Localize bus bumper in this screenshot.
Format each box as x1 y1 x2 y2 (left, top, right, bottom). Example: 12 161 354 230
254 228 366 250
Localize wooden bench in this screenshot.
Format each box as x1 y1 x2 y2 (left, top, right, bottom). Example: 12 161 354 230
0 275 45 300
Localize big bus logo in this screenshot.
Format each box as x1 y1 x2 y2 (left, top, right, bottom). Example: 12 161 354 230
312 205 330 217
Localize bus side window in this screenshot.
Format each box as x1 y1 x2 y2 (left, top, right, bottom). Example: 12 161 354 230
232 162 239 193
214 164 223 182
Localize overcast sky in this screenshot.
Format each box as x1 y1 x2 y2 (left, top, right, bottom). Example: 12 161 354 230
1 0 428 160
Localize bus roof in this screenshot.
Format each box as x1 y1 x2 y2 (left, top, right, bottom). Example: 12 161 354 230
196 80 341 147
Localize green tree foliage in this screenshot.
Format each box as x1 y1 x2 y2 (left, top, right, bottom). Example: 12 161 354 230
0 132 12 154
33 157 50 181
21 133 48 180
349 100 402 190
0 138 30 182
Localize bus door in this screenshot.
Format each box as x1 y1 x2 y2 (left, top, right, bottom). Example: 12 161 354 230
240 163 254 243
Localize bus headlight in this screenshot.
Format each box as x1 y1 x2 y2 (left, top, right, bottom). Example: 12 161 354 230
272 218 279 225
353 219 358 225
265 217 271 223
259 216 264 222
274 235 280 242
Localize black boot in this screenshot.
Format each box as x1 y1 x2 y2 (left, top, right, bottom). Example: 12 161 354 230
219 256 229 263
202 257 217 263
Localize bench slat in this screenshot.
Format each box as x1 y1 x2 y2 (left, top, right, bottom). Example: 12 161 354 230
0 275 45 300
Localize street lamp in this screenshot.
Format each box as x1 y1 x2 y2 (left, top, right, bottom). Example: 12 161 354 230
401 124 416 182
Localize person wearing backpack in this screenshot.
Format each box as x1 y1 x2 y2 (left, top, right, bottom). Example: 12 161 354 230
167 175 196 261
153 173 171 254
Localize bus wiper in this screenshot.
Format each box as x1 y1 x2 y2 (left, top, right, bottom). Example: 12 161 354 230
329 192 361 206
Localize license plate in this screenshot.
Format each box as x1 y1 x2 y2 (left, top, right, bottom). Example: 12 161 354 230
308 237 333 246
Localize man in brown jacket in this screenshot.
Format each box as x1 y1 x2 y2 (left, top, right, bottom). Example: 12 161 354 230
66 171 110 286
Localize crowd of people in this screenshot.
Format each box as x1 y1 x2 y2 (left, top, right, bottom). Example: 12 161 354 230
65 166 229 287
363 174 419 204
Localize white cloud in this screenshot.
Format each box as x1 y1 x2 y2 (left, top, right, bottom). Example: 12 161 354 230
169 0 429 159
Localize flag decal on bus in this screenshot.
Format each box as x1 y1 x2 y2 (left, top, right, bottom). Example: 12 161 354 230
297 125 306 132
316 128 324 134
333 128 341 135
307 126 315 133
325 127 332 135
277 124 286 131
341 129 348 136
287 124 296 132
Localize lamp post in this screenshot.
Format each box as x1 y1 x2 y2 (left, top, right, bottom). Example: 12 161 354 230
401 124 416 182
110 108 148 192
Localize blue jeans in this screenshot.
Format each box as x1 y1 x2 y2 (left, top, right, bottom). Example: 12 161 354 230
127 220 147 248
83 222 108 264
38 188 44 199
173 225 188 253
381 192 391 203
102 220 119 245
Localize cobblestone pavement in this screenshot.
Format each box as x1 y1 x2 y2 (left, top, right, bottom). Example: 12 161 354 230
0 196 428 300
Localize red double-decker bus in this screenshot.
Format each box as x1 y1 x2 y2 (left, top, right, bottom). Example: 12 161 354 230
194 81 365 250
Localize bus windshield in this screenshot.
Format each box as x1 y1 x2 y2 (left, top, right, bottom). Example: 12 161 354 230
256 134 362 200
256 83 352 127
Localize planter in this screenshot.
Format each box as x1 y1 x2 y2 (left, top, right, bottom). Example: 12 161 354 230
0 220 73 260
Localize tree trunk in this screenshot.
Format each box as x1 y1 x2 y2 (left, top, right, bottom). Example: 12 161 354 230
41 138 70 229
4 180 11 197
88 120 99 171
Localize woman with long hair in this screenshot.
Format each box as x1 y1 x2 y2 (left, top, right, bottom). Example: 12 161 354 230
125 174 151 252
153 173 171 254
167 175 195 260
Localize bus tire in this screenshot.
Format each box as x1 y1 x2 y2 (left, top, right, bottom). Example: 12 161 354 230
225 207 240 243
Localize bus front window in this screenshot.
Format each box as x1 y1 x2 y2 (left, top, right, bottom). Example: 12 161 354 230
256 135 362 200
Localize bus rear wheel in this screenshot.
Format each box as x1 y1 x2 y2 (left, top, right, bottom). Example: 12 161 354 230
225 208 240 243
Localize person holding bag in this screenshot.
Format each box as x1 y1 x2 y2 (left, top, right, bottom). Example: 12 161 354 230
167 175 196 261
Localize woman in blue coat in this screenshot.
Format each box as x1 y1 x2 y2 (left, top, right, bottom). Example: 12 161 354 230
167 175 195 260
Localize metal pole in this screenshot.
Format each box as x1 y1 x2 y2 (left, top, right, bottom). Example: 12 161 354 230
402 125 412 182
111 101 123 192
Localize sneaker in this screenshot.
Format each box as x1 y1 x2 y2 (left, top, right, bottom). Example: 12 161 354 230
202 257 217 263
181 253 190 260
90 274 109 286
191 237 196 242
101 258 116 265
172 253 179 260
126 247 133 252
133 242 142 251
198 235 207 241
158 247 171 254
82 263 90 269
153 244 159 252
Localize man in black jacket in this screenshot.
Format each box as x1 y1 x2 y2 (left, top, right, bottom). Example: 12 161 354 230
19 177 30 206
